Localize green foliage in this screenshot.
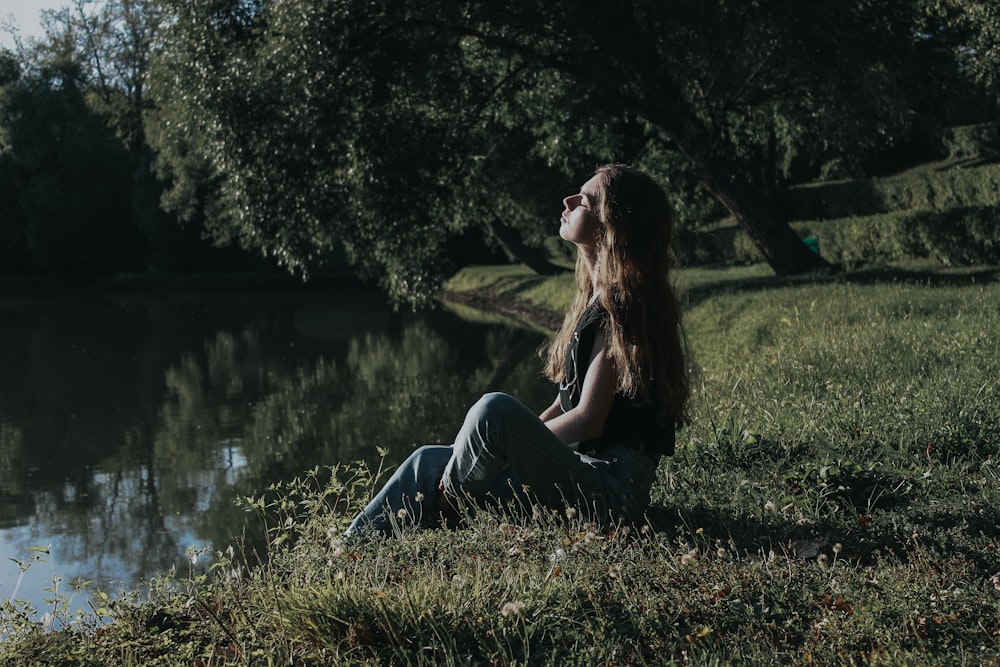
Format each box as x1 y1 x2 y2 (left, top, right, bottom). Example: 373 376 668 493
0 58 143 272
941 123 1000 160
144 0 960 300
781 161 1000 221
684 158 1000 268
924 0 1000 91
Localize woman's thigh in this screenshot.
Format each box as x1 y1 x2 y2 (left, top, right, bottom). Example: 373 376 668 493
443 393 611 509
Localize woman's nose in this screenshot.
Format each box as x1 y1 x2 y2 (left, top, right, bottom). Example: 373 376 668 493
562 194 575 210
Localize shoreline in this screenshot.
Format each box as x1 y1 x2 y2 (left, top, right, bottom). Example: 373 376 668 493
439 289 563 332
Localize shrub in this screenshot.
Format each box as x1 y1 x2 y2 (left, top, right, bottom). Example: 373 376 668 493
780 161 1000 221
940 123 1000 160
793 206 1000 267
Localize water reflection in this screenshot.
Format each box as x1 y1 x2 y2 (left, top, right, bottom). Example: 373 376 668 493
0 290 551 610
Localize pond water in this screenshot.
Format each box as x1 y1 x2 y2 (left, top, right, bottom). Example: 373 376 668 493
0 288 552 616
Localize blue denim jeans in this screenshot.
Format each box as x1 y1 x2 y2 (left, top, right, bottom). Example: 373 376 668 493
344 392 657 537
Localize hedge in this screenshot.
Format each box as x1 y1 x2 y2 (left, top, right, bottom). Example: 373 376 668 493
679 206 999 268
780 159 1000 221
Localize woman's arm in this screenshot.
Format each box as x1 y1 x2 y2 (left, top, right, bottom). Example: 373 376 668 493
542 330 616 445
538 395 563 422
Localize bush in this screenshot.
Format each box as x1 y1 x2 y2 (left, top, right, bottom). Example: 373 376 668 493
940 123 1000 160
683 205 999 269
793 206 1000 267
780 161 1000 221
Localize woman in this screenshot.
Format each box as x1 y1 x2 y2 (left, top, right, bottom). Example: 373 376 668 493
345 163 689 537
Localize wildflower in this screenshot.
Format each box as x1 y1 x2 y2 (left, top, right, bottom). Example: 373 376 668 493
833 543 843 555
681 548 698 566
501 601 526 618
608 564 622 579
549 548 567 563
716 547 727 559
414 492 425 503
397 508 409 520
565 507 578 520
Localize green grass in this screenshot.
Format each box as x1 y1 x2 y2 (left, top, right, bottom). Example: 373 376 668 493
445 265 578 315
4 263 1000 665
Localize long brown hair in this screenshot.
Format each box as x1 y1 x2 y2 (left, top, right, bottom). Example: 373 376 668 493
543 163 690 426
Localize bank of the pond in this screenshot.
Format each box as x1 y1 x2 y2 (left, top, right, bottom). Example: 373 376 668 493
442 265 575 332
3 262 1000 665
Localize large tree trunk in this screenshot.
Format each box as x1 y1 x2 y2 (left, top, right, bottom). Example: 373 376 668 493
696 153 830 274
485 217 567 275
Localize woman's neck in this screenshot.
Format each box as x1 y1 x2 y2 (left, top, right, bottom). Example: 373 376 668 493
578 247 599 294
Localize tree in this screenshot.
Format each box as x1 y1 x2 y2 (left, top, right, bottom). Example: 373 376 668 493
34 0 203 270
148 0 935 305
32 0 162 152
922 0 1000 115
0 54 144 272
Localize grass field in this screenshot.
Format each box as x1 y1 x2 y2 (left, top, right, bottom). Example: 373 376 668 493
3 262 999 665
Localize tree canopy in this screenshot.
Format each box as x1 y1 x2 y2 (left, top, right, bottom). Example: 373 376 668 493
2 0 998 303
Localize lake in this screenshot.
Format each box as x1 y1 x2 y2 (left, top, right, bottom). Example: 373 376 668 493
0 287 552 616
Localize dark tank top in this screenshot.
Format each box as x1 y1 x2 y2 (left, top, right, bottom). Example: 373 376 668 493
558 304 675 458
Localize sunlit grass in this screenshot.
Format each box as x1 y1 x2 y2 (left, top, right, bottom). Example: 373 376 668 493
4 263 1000 665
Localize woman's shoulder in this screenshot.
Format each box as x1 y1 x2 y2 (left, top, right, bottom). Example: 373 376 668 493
577 301 608 330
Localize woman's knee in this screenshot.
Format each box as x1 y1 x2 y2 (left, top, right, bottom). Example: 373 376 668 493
402 444 452 480
465 392 523 426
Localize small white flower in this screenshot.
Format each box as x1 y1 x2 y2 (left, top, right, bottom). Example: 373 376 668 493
549 548 567 563
565 507 578 520
680 548 698 566
397 508 409 520
414 492 425 503
501 601 526 618
833 543 843 555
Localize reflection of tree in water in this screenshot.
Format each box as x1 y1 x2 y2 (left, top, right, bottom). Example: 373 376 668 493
162 317 551 559
0 423 32 527
0 298 551 595
0 298 194 590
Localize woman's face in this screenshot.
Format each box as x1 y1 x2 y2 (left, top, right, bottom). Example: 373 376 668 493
559 173 603 248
